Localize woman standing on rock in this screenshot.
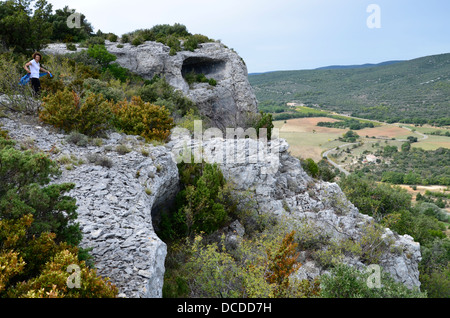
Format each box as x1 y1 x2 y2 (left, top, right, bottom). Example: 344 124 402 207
23 52 51 96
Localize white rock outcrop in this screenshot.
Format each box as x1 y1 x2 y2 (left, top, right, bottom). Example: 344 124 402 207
0 116 179 298
1 115 422 297
169 135 422 289
43 40 259 130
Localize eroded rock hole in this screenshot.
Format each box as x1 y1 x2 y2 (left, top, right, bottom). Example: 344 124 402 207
181 56 226 81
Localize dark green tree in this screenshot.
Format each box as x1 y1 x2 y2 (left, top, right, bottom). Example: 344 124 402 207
0 0 33 53
29 0 53 50
302 158 319 178
0 136 81 246
49 5 93 43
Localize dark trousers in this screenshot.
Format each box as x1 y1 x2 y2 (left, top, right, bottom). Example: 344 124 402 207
31 77 41 96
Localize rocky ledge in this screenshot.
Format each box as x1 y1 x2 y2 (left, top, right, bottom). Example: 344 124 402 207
170 133 422 289
0 116 179 297
1 115 422 296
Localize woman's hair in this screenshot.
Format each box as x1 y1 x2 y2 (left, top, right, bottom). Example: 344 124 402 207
32 52 42 61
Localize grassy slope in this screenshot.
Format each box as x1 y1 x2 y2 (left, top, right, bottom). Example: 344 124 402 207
249 53 450 124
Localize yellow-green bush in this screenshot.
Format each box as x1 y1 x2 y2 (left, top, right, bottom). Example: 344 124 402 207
0 213 117 298
9 249 118 298
111 96 174 142
171 226 320 298
39 88 113 136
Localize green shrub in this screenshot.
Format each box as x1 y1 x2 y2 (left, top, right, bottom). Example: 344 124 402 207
158 160 234 241
81 36 105 47
176 108 202 133
338 175 412 220
66 43 77 51
39 88 113 137
66 131 89 147
120 34 130 43
253 111 274 140
86 153 113 168
208 78 217 86
138 76 196 117
183 34 213 51
115 144 131 155
341 130 360 142
164 35 181 55
0 139 80 245
83 78 125 102
184 71 211 86
107 33 118 42
122 24 214 56
319 264 426 298
176 162 228 237
86 44 116 69
168 223 320 298
110 96 174 142
131 37 143 46
419 265 450 298
105 63 130 83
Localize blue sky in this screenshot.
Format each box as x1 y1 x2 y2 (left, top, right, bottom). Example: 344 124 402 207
46 0 450 73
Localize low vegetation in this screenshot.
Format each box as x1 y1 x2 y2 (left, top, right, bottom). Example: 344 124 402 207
249 53 450 126
0 132 118 297
337 175 450 297
121 23 215 55
353 146 450 186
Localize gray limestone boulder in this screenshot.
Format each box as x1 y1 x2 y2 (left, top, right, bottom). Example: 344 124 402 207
43 40 259 131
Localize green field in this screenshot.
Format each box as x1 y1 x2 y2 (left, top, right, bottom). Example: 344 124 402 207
276 115 450 167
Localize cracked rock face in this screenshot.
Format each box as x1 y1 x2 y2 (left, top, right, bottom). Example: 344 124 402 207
43 41 259 131
0 116 179 298
1 114 422 297
169 135 423 290
106 41 259 130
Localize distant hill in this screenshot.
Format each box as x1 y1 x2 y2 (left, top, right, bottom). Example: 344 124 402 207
314 60 404 70
249 53 450 126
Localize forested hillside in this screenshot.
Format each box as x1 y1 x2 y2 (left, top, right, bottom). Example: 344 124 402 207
249 53 450 126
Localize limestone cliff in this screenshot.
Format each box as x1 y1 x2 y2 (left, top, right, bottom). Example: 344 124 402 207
169 134 422 290
43 40 259 130
12 39 422 297
0 117 422 297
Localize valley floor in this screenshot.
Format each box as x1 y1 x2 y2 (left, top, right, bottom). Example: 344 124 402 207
274 114 450 215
